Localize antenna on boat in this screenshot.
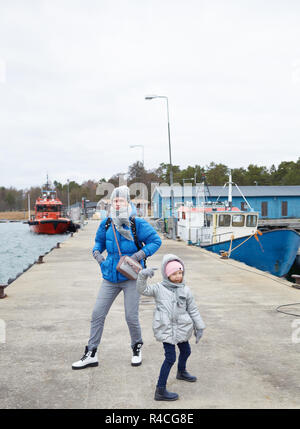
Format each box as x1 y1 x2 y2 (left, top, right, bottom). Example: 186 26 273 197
228 170 233 209
217 169 252 211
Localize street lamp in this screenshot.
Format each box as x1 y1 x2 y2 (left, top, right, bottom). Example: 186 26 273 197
67 179 70 216
145 95 175 234
145 95 173 187
129 144 144 166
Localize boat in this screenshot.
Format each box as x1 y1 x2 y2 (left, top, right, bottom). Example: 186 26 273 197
177 172 300 277
28 180 72 235
200 229 300 277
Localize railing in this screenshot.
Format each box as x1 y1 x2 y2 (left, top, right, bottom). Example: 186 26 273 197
212 231 234 243
179 226 235 245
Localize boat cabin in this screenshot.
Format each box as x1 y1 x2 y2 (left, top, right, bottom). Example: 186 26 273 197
177 205 259 245
34 190 63 220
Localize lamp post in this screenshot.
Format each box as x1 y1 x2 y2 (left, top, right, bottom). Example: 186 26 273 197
145 95 175 236
67 179 70 216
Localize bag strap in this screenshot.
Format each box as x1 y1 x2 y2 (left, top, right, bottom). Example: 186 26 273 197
130 216 141 250
107 216 147 267
111 221 122 257
105 217 112 230
130 216 147 268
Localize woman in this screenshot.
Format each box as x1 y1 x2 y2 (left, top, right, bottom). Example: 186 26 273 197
72 185 162 370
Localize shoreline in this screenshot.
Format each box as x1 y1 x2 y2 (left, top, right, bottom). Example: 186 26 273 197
0 211 34 221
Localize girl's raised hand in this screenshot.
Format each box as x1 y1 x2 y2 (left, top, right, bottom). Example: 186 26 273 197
140 268 157 278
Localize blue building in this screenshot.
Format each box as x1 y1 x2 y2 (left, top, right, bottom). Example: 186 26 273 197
151 185 300 220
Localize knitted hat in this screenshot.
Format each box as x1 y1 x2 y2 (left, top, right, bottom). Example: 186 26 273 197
165 260 183 278
110 186 130 203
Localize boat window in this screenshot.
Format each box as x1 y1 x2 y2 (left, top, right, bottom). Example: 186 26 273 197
48 205 61 212
218 214 231 227
36 205 61 212
232 215 245 227
37 205 47 212
205 214 212 227
246 215 257 227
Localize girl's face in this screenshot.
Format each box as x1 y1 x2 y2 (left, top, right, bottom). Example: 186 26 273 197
168 270 183 283
112 197 128 210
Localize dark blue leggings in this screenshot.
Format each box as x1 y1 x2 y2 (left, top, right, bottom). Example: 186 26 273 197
157 341 191 388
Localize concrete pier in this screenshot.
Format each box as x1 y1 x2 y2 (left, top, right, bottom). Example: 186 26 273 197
1 220 300 409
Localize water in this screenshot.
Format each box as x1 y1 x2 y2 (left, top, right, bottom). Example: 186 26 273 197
0 222 70 284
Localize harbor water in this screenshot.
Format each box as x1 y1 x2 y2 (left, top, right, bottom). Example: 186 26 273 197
0 222 70 285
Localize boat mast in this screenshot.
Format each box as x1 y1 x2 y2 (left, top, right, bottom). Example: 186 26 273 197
217 170 253 210
228 169 232 209
28 193 31 221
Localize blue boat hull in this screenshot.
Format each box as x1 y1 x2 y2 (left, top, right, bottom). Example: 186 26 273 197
200 229 300 277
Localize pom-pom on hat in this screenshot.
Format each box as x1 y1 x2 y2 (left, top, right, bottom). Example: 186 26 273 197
165 260 183 278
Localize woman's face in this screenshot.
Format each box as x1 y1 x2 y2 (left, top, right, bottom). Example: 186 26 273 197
112 197 128 211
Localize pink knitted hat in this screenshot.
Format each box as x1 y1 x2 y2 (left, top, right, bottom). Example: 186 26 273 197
165 260 183 278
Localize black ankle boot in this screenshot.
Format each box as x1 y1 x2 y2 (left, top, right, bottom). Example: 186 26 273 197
176 370 197 382
154 386 178 401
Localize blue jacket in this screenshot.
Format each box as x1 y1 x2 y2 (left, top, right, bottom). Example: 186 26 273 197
93 216 162 283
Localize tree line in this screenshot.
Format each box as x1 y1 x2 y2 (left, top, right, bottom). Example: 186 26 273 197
1 158 299 211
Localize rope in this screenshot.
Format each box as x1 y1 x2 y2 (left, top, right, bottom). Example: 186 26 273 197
220 230 264 258
230 232 257 254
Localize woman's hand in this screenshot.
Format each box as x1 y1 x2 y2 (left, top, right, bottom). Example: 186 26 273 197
131 250 146 262
93 250 105 265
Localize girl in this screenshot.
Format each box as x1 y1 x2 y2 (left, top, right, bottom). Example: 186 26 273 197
137 253 205 401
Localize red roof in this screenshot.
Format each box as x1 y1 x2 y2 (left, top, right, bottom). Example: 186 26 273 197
177 206 240 213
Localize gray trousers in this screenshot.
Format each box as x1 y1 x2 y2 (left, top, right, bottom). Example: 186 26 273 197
88 278 143 350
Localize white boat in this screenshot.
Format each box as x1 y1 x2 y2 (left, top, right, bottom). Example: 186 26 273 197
177 204 259 246
177 171 259 246
176 171 300 277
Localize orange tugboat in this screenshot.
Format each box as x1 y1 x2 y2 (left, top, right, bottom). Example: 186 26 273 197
28 182 71 235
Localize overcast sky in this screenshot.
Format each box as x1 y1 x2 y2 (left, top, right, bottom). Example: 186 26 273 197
0 0 300 189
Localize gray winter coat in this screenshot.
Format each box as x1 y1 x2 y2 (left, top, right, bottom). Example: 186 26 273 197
137 254 205 344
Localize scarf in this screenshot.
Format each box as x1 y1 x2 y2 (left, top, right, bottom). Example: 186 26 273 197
161 278 186 306
110 205 133 241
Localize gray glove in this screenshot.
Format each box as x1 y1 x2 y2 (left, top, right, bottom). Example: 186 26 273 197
139 268 156 278
131 250 146 262
93 250 105 265
195 329 203 344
